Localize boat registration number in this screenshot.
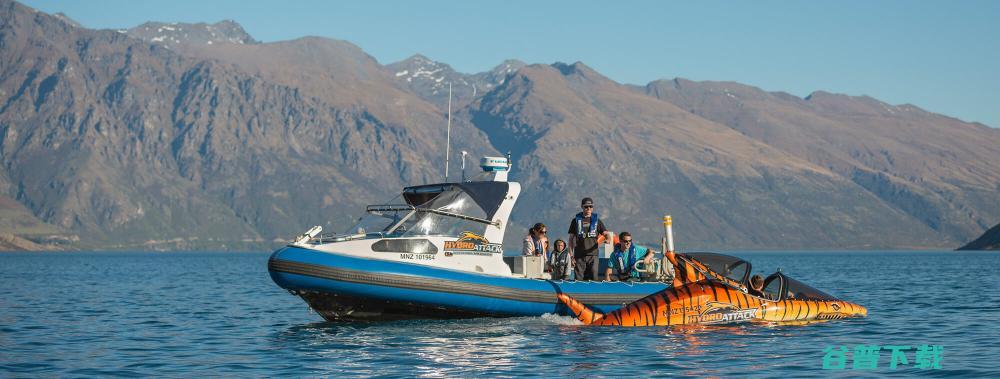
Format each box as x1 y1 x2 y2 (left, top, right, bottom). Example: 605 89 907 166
400 253 436 260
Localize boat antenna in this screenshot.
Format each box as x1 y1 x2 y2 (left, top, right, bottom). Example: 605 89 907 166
444 82 452 181
461 150 468 182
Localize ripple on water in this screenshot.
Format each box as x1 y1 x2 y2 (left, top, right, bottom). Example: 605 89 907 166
1 251 999 377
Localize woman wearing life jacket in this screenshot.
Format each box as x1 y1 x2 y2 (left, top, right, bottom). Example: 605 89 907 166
521 223 548 257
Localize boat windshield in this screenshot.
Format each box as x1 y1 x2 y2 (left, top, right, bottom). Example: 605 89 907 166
781 274 839 301
394 187 491 237
344 194 409 235
351 184 495 238
686 252 751 284
760 273 783 300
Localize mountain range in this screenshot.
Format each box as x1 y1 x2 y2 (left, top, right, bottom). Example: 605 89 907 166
1 0 998 251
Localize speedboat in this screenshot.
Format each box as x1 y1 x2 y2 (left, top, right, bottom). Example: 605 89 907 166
558 252 868 326
268 156 867 324
268 156 673 321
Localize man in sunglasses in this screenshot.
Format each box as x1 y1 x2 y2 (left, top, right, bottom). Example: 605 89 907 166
606 231 654 281
567 197 607 281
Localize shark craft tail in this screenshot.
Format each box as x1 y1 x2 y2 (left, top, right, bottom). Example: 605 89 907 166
557 293 605 325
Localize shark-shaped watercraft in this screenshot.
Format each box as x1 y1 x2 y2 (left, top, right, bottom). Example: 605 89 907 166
558 249 867 326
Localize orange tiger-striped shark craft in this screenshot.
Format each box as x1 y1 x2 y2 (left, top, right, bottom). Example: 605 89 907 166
558 250 867 326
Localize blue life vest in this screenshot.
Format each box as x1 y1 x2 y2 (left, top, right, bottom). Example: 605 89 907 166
612 244 646 279
529 235 545 258
574 213 600 238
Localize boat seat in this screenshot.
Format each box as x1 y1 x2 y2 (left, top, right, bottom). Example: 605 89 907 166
503 255 549 279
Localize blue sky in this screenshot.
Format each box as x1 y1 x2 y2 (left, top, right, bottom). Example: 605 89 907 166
23 0 1000 127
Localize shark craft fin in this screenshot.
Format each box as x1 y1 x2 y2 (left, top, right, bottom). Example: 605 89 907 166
557 293 605 325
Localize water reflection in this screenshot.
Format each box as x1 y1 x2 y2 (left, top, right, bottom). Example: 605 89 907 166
275 318 537 376
274 315 836 377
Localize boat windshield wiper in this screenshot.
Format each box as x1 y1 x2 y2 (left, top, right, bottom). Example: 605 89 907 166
366 204 498 226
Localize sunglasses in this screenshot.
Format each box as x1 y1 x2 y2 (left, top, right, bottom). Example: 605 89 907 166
582 205 593 209
540 230 547 234
622 240 632 243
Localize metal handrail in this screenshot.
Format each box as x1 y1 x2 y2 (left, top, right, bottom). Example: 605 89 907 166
366 204 498 226
365 204 416 213
310 232 369 244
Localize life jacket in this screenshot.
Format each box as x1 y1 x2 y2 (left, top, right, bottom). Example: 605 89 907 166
612 244 638 279
529 235 545 257
551 247 570 266
550 247 571 278
525 233 551 261
574 213 600 238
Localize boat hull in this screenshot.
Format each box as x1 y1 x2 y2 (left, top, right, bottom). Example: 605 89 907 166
268 246 670 321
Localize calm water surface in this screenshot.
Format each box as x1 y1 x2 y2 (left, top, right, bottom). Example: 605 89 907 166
1 251 998 377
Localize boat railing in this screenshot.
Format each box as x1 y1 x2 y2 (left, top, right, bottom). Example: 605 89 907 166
307 232 370 245
366 204 498 226
634 259 675 282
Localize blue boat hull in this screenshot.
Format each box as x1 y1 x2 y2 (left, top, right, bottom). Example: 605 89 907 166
268 246 670 321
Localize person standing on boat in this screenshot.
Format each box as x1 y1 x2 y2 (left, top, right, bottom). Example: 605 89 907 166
522 223 548 257
567 197 607 281
606 232 654 281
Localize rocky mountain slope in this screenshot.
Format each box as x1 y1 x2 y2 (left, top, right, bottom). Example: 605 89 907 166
1 0 998 250
0 0 492 250
462 63 964 248
385 55 524 109
958 223 1000 250
644 79 1000 243
126 20 258 47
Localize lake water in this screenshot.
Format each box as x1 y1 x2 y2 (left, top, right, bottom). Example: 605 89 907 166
1 251 997 377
